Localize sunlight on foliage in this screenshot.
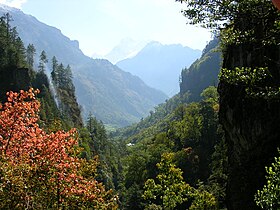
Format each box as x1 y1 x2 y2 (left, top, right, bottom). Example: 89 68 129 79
143 152 191 209
143 152 218 210
0 89 118 209
255 149 280 210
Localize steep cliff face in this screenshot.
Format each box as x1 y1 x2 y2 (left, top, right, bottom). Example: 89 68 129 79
0 67 31 102
0 6 168 127
218 23 280 210
180 38 221 102
219 82 280 209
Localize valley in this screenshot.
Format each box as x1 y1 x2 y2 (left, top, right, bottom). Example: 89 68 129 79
0 1 279 210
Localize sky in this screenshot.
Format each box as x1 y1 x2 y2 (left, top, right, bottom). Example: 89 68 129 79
0 0 212 57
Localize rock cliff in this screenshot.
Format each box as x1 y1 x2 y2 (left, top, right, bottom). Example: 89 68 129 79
219 34 280 210
0 67 31 102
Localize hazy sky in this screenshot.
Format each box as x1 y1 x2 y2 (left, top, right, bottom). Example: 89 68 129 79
0 0 211 57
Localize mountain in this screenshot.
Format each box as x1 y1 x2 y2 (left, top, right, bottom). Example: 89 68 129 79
111 39 225 208
0 4 168 127
73 59 168 127
114 38 222 143
93 38 148 64
180 38 221 102
116 41 201 96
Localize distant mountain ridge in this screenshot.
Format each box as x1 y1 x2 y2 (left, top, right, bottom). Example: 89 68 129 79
93 38 149 64
0 5 168 127
116 41 201 96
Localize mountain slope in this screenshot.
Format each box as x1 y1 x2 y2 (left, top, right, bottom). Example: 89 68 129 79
111 39 225 208
0 5 168 127
180 38 221 102
116 41 201 96
114 38 222 142
74 59 168 126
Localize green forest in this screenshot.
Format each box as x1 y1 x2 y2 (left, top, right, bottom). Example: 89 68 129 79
0 0 280 209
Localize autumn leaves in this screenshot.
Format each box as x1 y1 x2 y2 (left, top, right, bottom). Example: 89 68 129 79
0 89 118 209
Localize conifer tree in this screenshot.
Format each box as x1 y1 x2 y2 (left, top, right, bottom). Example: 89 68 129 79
38 50 48 72
26 44 36 70
51 56 58 84
0 13 26 69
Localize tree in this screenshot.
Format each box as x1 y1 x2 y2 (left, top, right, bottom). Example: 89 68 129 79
64 64 74 90
177 0 276 29
52 62 73 89
56 63 64 87
51 56 58 84
38 50 48 72
50 58 83 128
255 149 280 210
188 182 218 210
176 0 237 29
169 103 203 149
86 114 108 155
1 13 13 44
26 44 36 70
178 0 280 52
0 89 118 209
143 152 191 210
143 152 218 210
206 130 227 208
86 114 122 189
200 86 218 104
0 13 26 68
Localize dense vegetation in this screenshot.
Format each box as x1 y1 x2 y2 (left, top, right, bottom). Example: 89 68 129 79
1 0 280 209
106 34 226 209
176 0 280 209
0 13 119 209
113 0 280 209
0 5 168 128
180 38 221 102
0 89 117 209
0 10 228 209
111 84 227 209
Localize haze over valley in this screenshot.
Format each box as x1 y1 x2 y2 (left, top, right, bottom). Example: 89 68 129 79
0 1 278 209
0 4 202 127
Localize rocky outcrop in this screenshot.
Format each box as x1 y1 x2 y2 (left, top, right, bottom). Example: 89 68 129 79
219 83 280 209
219 43 280 209
0 67 31 102
217 1 280 208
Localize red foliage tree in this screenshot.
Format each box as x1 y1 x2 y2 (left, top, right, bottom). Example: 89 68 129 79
0 89 118 209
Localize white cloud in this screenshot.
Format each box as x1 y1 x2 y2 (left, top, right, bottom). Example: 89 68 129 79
0 0 27 9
